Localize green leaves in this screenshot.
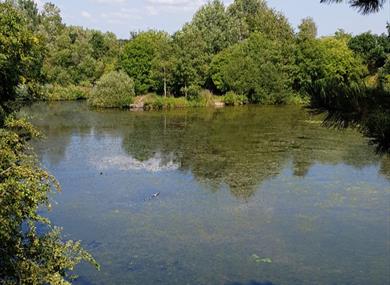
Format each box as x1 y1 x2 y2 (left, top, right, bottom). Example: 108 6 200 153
0 118 98 284
0 2 43 119
121 31 169 95
89 71 135 108
210 32 294 104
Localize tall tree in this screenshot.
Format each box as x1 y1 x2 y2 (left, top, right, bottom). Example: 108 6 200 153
297 17 318 41
228 0 294 42
0 2 43 121
210 32 294 104
120 30 169 94
171 25 208 96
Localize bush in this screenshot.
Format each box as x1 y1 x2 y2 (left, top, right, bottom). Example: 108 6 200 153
223 91 248 106
190 90 215 107
89 71 135 108
43 84 92 101
143 94 190 110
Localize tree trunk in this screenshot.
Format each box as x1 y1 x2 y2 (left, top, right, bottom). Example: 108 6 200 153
163 67 167 98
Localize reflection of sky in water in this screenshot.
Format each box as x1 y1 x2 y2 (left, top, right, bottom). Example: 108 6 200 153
91 153 179 172
25 102 390 285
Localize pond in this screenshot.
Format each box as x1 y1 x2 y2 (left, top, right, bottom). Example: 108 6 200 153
22 101 390 285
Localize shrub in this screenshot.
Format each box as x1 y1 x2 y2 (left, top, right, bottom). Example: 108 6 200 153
363 110 390 152
144 94 191 110
190 89 215 107
43 84 92 101
224 91 248 106
89 71 135 108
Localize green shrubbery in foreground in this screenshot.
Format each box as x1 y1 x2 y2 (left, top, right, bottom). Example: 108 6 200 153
0 3 98 283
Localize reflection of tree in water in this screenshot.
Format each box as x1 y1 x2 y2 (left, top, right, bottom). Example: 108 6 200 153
25 102 386 199
121 106 381 199
379 154 390 179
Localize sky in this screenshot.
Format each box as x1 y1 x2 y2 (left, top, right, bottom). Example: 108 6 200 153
33 0 390 39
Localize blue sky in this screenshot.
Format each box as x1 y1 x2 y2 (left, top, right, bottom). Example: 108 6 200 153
34 0 389 39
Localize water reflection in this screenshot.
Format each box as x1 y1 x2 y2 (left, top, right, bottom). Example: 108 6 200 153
91 153 179 172
21 102 390 285
24 101 387 200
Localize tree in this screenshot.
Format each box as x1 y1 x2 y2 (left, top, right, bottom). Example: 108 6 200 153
297 17 318 41
150 36 175 97
171 25 208 96
0 2 43 122
210 32 294 104
120 30 169 94
295 35 367 109
228 0 294 42
43 25 119 85
39 2 64 42
190 0 239 54
6 0 40 29
320 0 387 14
348 32 390 73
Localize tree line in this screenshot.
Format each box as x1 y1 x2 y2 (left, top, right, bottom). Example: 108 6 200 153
2 0 388 149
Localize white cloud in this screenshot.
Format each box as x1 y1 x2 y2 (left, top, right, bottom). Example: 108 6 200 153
90 0 126 3
146 5 159 16
101 7 142 24
145 0 206 13
81 11 92 19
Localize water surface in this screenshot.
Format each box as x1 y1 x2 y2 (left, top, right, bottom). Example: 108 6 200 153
23 102 390 285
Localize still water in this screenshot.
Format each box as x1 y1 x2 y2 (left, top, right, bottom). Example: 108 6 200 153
23 101 390 285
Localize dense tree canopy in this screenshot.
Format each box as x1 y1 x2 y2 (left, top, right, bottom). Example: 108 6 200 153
121 31 168 94
210 32 294 103
0 2 44 123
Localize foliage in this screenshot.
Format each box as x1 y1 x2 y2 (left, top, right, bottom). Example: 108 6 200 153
0 2 44 122
189 0 239 54
297 17 318 41
224 91 248 106
294 35 367 109
0 118 99 284
150 35 175 97
195 89 217 107
142 91 218 110
171 25 208 96
121 31 169 94
89 71 135 108
227 0 294 42
348 32 390 73
43 84 92 101
43 26 119 86
0 3 98 283
210 32 294 104
363 110 390 151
